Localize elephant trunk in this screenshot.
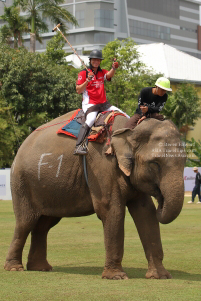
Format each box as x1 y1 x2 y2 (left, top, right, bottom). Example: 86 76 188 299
156 173 184 224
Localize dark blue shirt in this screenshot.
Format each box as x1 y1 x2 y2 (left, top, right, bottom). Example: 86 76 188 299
195 172 201 186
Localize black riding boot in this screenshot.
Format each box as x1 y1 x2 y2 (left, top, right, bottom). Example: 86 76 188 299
74 123 90 155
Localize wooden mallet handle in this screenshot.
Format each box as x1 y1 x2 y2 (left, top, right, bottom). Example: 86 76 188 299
52 23 89 71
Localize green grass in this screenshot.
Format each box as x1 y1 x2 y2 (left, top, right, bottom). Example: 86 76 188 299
0 198 201 301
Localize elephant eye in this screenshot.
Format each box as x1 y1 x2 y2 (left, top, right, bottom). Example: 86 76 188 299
149 161 160 171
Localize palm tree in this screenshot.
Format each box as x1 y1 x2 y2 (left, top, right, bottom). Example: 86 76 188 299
14 0 78 52
0 5 29 48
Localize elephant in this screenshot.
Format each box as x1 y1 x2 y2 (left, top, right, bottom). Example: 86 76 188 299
4 111 185 280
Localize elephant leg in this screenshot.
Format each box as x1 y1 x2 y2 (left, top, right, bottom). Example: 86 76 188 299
100 205 128 280
27 215 61 271
4 219 38 271
127 193 172 279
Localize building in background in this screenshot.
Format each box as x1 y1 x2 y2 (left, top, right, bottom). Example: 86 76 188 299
127 0 201 59
0 0 201 58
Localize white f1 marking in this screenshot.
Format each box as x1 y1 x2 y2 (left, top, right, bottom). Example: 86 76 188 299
38 153 52 180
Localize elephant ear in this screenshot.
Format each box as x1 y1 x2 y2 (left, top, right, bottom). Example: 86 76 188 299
111 128 134 177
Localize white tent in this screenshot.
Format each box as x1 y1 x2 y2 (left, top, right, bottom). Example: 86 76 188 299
65 54 89 69
136 43 201 84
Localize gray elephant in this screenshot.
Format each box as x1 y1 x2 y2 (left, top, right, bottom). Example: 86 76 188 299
4 111 185 279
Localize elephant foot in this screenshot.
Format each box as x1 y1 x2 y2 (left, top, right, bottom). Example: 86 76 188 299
27 260 52 271
146 266 172 279
102 268 129 280
4 260 24 271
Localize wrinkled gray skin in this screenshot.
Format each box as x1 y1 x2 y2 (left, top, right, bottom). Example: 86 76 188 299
4 111 185 279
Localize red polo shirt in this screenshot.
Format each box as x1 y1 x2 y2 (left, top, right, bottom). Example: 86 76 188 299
76 68 111 105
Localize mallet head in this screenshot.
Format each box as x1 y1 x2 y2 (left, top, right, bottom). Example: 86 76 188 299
52 23 62 32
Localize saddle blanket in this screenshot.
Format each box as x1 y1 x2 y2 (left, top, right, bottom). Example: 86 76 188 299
57 109 126 143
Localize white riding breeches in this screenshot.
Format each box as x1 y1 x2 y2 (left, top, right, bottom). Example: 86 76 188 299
82 103 130 128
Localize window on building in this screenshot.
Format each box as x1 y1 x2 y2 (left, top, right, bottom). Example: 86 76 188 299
94 9 114 29
127 0 179 19
129 19 170 41
75 33 86 44
94 32 114 44
65 5 74 29
66 21 73 30
76 10 85 28
36 39 47 50
180 27 197 33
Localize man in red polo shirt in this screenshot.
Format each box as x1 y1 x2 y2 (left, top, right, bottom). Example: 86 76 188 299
74 49 129 155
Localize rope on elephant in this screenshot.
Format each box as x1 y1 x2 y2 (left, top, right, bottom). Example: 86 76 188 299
34 119 70 132
34 110 79 132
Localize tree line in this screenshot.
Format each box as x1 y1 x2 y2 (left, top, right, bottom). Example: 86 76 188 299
0 1 200 168
0 0 77 52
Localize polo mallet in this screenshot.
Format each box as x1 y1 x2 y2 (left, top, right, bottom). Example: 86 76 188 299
52 23 89 71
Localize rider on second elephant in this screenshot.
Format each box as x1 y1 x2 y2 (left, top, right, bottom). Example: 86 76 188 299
125 77 172 129
74 49 129 155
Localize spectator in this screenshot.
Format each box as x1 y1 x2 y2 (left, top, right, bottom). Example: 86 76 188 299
188 167 201 204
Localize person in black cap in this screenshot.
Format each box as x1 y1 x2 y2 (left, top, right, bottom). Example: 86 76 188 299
74 49 129 155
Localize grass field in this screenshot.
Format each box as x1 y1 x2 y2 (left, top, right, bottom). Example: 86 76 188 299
0 198 201 301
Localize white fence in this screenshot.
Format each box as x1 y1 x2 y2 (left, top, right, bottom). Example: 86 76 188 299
0 167 200 200
0 168 12 200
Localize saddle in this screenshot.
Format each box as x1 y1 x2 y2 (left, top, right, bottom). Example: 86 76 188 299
57 109 125 143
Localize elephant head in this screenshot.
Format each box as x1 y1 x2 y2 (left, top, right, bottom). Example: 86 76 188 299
111 119 185 224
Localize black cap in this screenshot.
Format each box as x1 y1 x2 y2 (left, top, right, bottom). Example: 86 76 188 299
89 49 104 60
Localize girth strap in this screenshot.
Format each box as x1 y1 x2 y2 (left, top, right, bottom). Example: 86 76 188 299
82 155 89 187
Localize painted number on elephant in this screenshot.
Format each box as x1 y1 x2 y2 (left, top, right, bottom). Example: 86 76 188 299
38 153 63 180
56 155 63 178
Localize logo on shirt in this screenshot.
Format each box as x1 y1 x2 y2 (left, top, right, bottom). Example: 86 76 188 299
78 76 82 81
159 102 165 111
91 80 104 88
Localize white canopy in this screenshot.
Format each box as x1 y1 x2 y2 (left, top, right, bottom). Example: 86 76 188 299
65 54 89 69
136 43 201 84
